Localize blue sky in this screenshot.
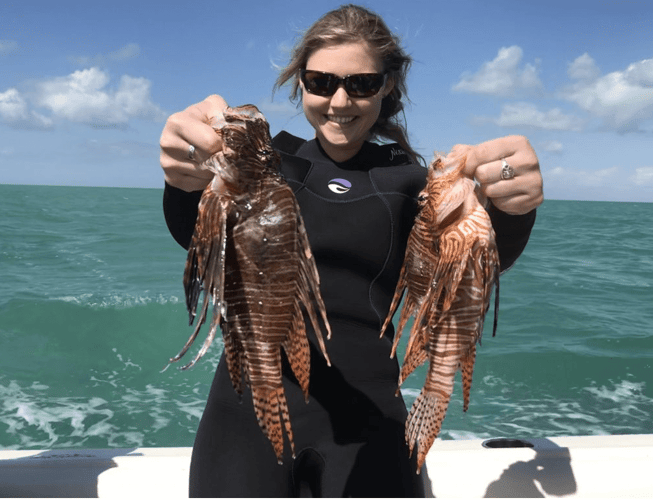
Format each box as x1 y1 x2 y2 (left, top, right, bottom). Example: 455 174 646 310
1 0 652 202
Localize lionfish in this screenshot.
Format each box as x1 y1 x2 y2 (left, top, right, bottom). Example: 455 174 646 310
380 149 500 472
166 104 332 463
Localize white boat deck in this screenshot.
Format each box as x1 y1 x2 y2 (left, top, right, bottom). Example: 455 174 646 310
1 434 651 497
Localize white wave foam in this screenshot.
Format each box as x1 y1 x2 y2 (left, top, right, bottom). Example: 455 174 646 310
0 375 210 450
0 379 115 450
583 379 646 403
52 293 181 308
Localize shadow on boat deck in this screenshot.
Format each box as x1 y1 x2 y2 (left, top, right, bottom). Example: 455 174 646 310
482 438 577 498
0 448 139 498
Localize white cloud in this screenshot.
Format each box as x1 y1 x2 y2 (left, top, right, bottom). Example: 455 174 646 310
70 43 141 66
452 46 544 97
542 164 652 201
0 40 19 56
541 140 564 153
0 88 28 121
493 102 583 131
0 67 166 129
567 53 601 81
0 88 53 129
34 67 166 127
547 164 651 190
108 43 140 62
561 54 653 132
548 165 621 188
632 166 653 186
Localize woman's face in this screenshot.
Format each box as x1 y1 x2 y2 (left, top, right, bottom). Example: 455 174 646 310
301 42 393 162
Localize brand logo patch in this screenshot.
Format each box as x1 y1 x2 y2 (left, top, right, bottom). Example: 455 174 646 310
328 178 352 194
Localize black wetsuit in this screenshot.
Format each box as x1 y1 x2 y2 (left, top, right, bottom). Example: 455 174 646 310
163 132 536 497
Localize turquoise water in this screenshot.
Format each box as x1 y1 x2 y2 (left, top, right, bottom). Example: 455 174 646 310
1 184 651 450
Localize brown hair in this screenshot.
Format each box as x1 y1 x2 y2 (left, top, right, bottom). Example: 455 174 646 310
274 4 424 165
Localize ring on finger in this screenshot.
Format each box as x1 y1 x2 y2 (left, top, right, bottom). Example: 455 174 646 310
188 144 196 161
500 159 515 180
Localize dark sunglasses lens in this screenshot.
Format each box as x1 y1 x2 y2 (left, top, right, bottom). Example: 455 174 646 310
302 72 335 96
346 74 385 97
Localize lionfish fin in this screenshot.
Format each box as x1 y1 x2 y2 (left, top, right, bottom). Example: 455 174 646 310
461 344 477 412
223 323 245 395
405 389 451 473
492 268 500 337
296 212 332 364
172 194 229 369
380 261 408 341
251 384 295 464
398 335 428 386
282 304 311 401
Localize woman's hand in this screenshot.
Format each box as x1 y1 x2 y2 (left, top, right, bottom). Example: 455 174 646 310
160 94 229 192
460 135 544 215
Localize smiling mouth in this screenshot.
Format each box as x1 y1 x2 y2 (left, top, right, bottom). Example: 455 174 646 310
326 115 356 124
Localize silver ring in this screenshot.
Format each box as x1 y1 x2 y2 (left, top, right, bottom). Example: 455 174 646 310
188 144 196 161
500 159 515 180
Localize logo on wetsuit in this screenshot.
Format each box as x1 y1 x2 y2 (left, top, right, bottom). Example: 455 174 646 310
328 178 352 194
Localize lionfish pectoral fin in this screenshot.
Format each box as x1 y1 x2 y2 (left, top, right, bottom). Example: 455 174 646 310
283 306 311 401
183 249 202 325
160 291 211 372
398 339 428 387
251 383 295 464
223 323 246 396
492 271 500 337
297 214 332 364
461 344 477 412
179 299 223 370
401 280 438 360
380 264 408 340
297 264 331 367
171 196 229 370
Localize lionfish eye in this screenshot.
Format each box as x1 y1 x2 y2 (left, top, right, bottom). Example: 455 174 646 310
258 148 275 161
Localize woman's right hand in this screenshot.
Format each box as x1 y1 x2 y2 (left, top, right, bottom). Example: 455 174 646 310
160 94 228 192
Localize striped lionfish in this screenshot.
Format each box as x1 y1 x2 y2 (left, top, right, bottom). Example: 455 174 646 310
380 149 500 472
166 104 332 463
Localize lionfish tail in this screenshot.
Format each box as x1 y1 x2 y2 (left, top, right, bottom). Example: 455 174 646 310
406 389 450 473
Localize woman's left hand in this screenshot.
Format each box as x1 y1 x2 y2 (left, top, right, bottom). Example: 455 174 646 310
459 135 544 215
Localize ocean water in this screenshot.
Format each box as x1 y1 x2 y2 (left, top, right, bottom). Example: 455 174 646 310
0 184 651 451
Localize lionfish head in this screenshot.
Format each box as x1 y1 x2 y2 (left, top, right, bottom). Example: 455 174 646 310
420 149 472 226
210 104 281 184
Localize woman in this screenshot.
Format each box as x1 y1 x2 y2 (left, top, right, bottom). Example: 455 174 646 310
160 5 543 497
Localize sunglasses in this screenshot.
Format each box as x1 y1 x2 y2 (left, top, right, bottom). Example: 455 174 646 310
300 70 387 98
